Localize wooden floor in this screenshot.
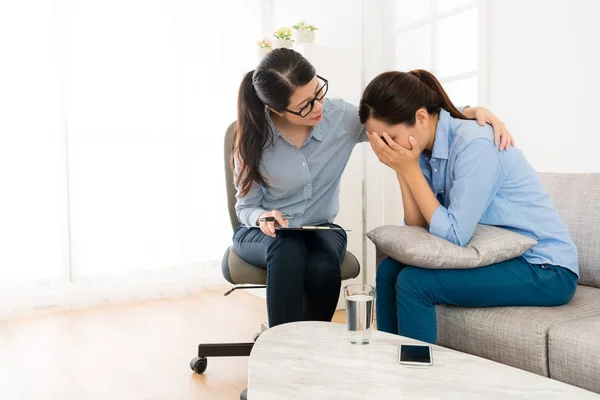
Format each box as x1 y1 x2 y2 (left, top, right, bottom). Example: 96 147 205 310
0 288 346 400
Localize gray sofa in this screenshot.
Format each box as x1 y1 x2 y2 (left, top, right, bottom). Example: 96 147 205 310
375 172 600 394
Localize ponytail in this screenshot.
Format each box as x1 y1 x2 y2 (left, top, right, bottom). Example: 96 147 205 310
231 49 316 197
409 69 467 120
233 70 273 197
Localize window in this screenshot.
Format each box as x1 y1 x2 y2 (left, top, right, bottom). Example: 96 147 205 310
394 0 483 106
0 0 262 318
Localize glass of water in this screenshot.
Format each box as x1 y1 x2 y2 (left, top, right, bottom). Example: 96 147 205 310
344 284 375 344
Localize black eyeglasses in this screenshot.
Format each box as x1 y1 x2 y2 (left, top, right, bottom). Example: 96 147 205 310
285 75 329 118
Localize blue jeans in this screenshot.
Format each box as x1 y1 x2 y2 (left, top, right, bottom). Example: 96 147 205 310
376 257 578 344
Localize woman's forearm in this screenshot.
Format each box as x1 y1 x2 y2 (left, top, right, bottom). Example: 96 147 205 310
397 173 428 228
403 168 441 224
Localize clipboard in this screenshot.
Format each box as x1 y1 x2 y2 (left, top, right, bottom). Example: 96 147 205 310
275 226 350 232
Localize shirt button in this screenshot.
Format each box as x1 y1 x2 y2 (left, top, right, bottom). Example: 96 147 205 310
302 162 306 167
434 169 438 172
307 183 311 187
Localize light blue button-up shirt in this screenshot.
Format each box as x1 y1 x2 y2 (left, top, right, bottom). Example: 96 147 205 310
425 110 578 275
234 98 366 228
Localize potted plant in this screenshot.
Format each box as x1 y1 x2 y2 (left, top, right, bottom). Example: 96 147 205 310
292 21 318 44
257 38 272 59
272 27 294 49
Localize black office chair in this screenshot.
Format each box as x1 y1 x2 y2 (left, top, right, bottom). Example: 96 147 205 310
190 121 361 376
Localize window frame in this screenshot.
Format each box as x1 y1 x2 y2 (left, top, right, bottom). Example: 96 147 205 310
392 0 490 106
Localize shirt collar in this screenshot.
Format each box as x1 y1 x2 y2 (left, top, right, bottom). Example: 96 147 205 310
431 109 451 160
309 124 323 142
266 109 323 143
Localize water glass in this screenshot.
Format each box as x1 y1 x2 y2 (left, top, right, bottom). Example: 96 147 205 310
344 284 375 344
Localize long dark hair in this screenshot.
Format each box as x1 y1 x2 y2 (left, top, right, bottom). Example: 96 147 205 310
358 69 467 125
233 48 316 197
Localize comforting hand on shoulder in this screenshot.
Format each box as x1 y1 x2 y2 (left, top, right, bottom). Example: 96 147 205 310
469 106 515 151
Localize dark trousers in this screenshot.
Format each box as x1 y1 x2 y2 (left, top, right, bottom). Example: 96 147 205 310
376 256 578 344
233 225 347 327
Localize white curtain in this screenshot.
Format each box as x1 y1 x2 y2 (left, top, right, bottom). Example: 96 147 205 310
0 0 261 319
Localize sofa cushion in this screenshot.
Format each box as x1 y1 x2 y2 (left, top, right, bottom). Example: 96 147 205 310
436 285 600 376
538 173 600 288
548 313 600 394
366 224 536 269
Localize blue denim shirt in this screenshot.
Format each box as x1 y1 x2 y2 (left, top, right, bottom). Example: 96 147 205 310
234 98 366 228
425 110 578 275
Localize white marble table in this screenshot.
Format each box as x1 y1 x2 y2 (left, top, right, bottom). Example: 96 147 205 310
247 321 599 399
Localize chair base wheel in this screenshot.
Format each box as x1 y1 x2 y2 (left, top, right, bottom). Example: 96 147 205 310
253 332 261 342
190 356 207 374
240 388 248 400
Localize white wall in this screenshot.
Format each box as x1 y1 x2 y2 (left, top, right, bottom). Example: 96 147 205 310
488 0 600 173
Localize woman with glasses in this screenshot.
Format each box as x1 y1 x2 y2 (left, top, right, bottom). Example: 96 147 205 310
232 48 514 328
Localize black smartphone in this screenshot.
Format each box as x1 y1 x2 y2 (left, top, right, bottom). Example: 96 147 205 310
398 344 433 366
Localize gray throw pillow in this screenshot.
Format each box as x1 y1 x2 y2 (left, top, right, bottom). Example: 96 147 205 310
366 224 537 269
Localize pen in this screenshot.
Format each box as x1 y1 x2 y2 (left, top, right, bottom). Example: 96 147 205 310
259 214 292 223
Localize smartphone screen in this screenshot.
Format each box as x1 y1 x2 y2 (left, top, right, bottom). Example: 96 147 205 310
399 344 432 364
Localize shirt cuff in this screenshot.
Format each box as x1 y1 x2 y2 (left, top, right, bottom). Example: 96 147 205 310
428 205 452 240
240 207 266 227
